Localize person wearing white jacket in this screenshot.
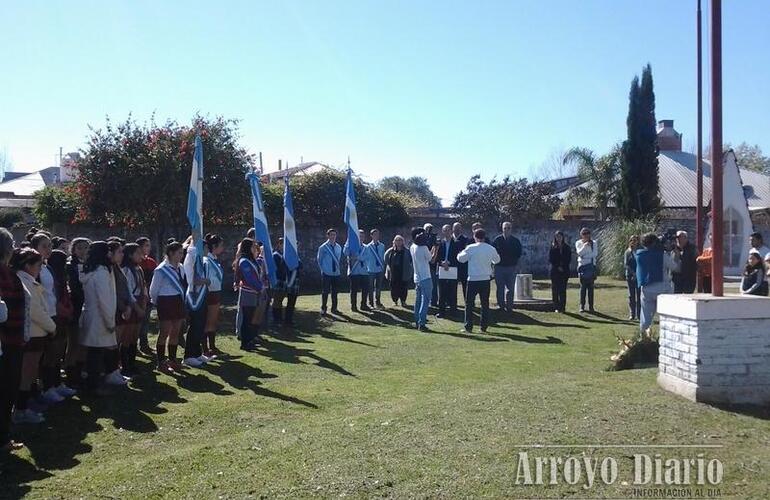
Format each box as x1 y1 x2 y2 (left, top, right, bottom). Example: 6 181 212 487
575 227 599 313
457 229 500 333
79 241 120 394
11 248 56 424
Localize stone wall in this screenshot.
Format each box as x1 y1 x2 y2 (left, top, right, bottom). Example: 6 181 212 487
657 294 770 405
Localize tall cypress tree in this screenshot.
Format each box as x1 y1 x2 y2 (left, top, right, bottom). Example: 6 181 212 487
619 64 660 217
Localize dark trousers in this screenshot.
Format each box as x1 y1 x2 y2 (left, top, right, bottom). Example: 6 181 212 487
464 279 491 331
550 271 568 312
185 305 207 359
86 347 108 390
0 345 23 446
674 277 696 294
438 278 458 314
579 277 595 310
285 293 298 322
700 276 712 294
459 278 467 303
350 275 369 309
139 304 152 348
239 307 261 348
367 272 384 306
627 277 641 318
390 279 409 304
321 274 339 312
430 265 439 306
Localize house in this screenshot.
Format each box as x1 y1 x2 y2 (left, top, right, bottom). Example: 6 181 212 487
0 166 62 211
550 120 770 275
261 161 334 183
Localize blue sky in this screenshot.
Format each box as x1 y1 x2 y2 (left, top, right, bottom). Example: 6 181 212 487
1 0 768 203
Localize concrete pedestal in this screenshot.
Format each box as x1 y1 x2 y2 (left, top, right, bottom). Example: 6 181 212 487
512 274 554 312
657 293 770 405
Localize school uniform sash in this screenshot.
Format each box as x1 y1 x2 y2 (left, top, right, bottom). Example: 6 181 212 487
185 255 208 311
159 263 186 297
324 243 340 273
370 242 383 270
204 255 224 284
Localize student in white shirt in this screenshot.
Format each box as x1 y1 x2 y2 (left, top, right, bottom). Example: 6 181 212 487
119 243 147 378
457 229 501 333
182 236 211 368
410 227 433 331
203 234 225 357
575 227 598 313
149 241 187 374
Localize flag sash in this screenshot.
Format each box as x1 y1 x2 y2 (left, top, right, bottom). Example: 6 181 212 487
159 264 186 297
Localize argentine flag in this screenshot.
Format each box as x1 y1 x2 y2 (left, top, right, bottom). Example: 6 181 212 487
185 135 207 310
246 172 278 287
283 176 300 271
344 169 362 255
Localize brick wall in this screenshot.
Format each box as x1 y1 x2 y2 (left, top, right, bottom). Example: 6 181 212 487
658 310 770 405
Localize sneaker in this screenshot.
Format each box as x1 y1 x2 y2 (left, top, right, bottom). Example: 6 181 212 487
184 357 203 368
196 355 211 364
42 387 65 404
460 328 472 334
55 384 77 398
168 360 184 371
12 409 45 424
418 325 431 332
480 327 488 333
204 350 218 360
139 344 154 356
105 370 128 386
579 308 586 313
157 360 174 374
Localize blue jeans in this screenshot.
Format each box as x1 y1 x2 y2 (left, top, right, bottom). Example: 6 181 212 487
626 277 641 318
640 281 672 332
494 266 517 310
414 278 433 327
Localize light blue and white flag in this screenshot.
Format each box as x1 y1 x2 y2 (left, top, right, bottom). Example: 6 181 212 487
344 168 362 256
283 176 300 272
185 134 207 310
247 171 277 287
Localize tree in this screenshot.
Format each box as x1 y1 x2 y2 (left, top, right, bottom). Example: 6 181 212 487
33 185 80 227
377 176 441 208
562 145 623 221
729 142 770 173
70 115 255 235
451 175 561 225
532 147 575 181
291 169 410 230
618 64 660 217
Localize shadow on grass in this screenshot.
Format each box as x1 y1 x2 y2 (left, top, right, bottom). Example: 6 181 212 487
5 357 186 482
0 452 51 499
485 331 564 344
563 311 626 325
504 311 589 329
708 403 770 421
204 359 318 409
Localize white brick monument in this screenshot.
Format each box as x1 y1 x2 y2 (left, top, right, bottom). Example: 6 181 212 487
657 294 770 405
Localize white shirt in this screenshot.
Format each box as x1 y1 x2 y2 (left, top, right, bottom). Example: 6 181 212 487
575 239 598 267
40 264 56 316
457 242 501 281
149 260 185 304
410 243 432 283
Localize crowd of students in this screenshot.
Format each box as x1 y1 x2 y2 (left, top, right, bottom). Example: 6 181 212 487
0 227 300 452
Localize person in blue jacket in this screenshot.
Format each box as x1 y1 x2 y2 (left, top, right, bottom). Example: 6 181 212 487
344 229 371 312
316 229 342 316
365 229 386 309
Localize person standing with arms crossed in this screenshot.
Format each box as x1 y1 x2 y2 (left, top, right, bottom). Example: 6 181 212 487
492 221 522 313
575 227 598 313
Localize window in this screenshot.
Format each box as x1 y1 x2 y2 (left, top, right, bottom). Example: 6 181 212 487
723 207 743 268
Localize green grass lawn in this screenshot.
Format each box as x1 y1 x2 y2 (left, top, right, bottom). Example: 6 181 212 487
1 280 768 499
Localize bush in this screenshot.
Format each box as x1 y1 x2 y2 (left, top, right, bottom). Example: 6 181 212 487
0 208 24 228
596 217 657 278
33 185 80 227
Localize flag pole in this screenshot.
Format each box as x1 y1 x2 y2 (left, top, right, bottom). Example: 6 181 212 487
710 0 724 297
696 0 704 260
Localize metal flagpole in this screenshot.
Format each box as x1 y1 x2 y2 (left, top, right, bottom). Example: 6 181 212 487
710 0 724 297
696 0 704 266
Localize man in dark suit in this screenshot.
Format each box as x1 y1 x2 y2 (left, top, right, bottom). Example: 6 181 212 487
436 224 463 317
452 222 469 301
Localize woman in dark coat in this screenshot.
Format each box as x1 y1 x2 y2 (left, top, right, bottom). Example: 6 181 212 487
384 235 413 307
548 231 571 313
